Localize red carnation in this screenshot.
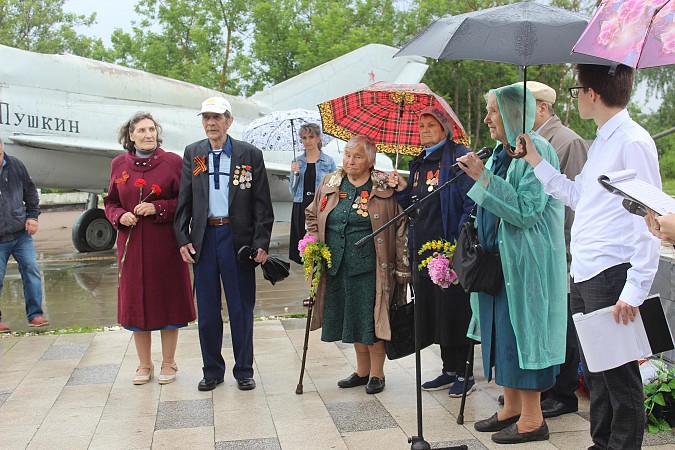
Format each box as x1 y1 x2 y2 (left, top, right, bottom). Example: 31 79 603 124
134 179 147 188
151 184 162 196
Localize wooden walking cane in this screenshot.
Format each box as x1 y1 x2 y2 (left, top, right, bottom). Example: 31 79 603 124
456 340 477 425
295 296 315 394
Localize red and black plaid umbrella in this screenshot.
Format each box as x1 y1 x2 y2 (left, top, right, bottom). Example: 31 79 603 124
318 82 469 157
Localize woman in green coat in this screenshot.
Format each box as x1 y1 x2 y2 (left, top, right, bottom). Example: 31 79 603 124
457 84 567 445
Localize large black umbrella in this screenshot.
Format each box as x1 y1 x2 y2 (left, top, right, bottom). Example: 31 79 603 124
396 1 611 146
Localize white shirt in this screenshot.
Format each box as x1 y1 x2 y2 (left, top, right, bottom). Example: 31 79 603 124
535 116 554 134
533 109 661 306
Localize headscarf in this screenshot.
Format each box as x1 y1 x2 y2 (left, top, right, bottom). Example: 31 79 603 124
420 106 453 137
490 83 536 148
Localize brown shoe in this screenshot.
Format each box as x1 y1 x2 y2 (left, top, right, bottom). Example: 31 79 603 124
28 316 49 327
0 322 10 333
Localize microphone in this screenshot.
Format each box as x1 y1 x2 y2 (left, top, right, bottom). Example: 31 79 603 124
451 147 493 170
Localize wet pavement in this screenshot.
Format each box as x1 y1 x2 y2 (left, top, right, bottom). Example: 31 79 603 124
1 210 674 449
0 209 308 332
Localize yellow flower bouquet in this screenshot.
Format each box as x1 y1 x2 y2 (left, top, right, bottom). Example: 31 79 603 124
298 235 332 298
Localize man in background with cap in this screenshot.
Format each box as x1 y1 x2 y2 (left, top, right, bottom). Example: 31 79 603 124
518 80 589 418
175 97 273 392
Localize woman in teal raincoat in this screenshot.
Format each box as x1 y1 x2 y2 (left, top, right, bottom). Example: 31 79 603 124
457 83 567 445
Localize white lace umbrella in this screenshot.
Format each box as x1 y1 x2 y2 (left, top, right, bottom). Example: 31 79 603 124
242 109 334 159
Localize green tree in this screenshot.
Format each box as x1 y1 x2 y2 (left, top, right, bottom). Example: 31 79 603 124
240 0 406 95
0 0 105 57
110 0 250 94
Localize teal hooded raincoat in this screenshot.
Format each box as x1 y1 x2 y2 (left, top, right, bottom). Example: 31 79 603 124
468 83 567 373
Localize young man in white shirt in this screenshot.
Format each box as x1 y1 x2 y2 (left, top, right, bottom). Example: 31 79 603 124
516 64 661 450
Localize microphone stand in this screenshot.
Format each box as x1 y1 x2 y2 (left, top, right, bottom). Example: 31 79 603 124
355 169 470 450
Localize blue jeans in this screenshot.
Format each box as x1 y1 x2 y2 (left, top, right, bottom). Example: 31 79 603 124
0 230 43 321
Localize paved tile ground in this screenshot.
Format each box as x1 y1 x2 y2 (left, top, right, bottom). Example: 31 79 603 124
0 320 673 449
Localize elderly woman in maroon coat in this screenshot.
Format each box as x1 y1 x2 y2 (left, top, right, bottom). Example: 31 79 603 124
104 112 195 385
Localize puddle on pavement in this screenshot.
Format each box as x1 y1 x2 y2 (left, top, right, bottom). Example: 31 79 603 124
0 248 309 332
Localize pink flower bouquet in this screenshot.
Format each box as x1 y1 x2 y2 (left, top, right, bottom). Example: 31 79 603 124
418 239 458 289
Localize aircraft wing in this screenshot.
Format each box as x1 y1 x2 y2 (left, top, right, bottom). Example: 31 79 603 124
265 161 291 177
8 135 124 158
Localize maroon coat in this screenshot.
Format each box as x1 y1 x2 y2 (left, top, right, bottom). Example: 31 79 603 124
104 148 195 330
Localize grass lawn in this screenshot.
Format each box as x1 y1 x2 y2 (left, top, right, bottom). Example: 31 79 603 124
663 178 675 196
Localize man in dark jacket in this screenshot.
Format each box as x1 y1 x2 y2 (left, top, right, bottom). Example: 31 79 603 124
0 139 49 332
526 81 588 418
174 97 274 392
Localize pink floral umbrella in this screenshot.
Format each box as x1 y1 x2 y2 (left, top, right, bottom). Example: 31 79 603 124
572 0 675 69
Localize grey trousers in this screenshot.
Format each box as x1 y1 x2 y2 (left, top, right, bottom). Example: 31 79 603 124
571 263 645 450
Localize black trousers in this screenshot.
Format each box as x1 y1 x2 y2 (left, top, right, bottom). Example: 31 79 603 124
542 293 580 407
416 277 473 377
571 263 645 450
440 344 472 377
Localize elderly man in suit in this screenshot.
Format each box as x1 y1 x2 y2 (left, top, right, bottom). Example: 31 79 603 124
512 81 589 418
175 97 274 392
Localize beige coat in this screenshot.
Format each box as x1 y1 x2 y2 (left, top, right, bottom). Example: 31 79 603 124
305 169 410 341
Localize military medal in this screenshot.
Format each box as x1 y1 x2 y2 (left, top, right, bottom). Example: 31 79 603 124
353 191 370 217
234 165 253 189
426 170 439 192
412 171 419 188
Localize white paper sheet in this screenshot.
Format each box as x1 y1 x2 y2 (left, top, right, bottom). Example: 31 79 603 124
573 306 651 373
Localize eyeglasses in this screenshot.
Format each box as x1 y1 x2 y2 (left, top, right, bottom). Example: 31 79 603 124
569 86 588 99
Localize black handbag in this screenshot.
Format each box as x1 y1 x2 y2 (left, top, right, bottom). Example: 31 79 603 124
453 217 503 297
384 283 416 360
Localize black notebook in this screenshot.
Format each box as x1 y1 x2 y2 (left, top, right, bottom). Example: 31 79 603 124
640 294 675 355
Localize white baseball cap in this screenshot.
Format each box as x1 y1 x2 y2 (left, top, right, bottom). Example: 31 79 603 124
198 97 232 115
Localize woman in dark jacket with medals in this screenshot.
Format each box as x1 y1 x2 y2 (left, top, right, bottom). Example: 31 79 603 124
388 106 476 397
105 112 195 385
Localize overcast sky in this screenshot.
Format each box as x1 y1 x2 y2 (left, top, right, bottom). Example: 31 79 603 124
64 0 136 45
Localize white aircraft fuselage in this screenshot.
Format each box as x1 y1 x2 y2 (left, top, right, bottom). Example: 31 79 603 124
0 44 427 251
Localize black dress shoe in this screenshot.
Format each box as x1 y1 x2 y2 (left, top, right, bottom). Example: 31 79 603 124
541 397 578 418
198 378 224 391
491 421 549 444
236 377 256 391
365 377 385 394
474 412 520 432
337 372 369 388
